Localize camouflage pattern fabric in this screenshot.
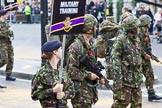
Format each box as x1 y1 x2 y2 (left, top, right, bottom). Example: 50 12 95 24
31 62 75 108
138 14 152 27
138 28 155 94
96 35 106 58
67 36 98 107
110 33 143 108
72 102 92 108
110 16 143 107
120 15 139 30
119 11 133 24
83 14 97 33
97 20 119 58
111 33 143 88
106 16 115 22
104 37 118 80
97 20 120 78
112 86 142 108
100 20 119 39
0 19 14 74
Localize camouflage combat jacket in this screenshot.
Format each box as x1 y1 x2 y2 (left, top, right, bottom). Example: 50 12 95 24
67 35 98 104
31 62 75 107
110 33 143 88
0 19 14 44
138 28 152 65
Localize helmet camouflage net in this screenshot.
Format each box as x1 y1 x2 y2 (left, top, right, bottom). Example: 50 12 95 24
106 16 115 22
96 35 106 58
83 14 97 32
121 15 140 30
100 20 120 39
138 14 152 27
120 12 133 23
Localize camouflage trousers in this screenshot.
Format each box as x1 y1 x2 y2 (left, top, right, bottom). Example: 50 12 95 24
0 43 14 74
142 61 155 94
111 86 142 108
72 102 92 108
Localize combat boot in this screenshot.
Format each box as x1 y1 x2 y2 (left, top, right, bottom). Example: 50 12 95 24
0 85 7 88
148 93 162 101
6 74 16 81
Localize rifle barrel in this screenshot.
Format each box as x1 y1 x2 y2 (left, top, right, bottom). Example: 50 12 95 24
102 77 114 92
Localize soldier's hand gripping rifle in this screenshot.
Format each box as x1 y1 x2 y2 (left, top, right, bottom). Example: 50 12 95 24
144 47 162 64
80 55 114 92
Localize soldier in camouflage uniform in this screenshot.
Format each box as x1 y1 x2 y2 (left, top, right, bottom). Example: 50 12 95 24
97 19 120 79
31 40 75 108
0 10 16 81
66 14 105 108
119 11 133 25
138 14 162 101
111 15 146 108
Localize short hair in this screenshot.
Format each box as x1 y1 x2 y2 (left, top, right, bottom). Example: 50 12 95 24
122 7 129 12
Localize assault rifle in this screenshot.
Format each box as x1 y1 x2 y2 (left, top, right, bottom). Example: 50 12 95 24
80 55 114 92
149 53 162 64
144 47 162 64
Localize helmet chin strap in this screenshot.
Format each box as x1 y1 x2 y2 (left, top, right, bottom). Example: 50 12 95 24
84 28 96 36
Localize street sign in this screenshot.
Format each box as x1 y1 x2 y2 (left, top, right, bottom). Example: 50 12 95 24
4 0 18 11
50 0 86 35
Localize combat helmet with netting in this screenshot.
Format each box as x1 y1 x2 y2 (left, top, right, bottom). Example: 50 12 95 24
138 14 152 27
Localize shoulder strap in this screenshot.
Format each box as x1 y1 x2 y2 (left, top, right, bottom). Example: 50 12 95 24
75 38 85 56
66 38 84 71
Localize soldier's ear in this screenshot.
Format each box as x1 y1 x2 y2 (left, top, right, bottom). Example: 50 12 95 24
52 50 57 55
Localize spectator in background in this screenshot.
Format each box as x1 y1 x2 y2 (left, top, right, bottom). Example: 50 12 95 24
122 7 129 14
24 2 31 23
96 0 106 24
86 1 95 14
86 1 99 38
48 2 52 21
90 5 99 21
154 8 162 38
119 6 132 25
145 6 154 35
91 5 99 38
136 6 145 18
32 2 40 23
